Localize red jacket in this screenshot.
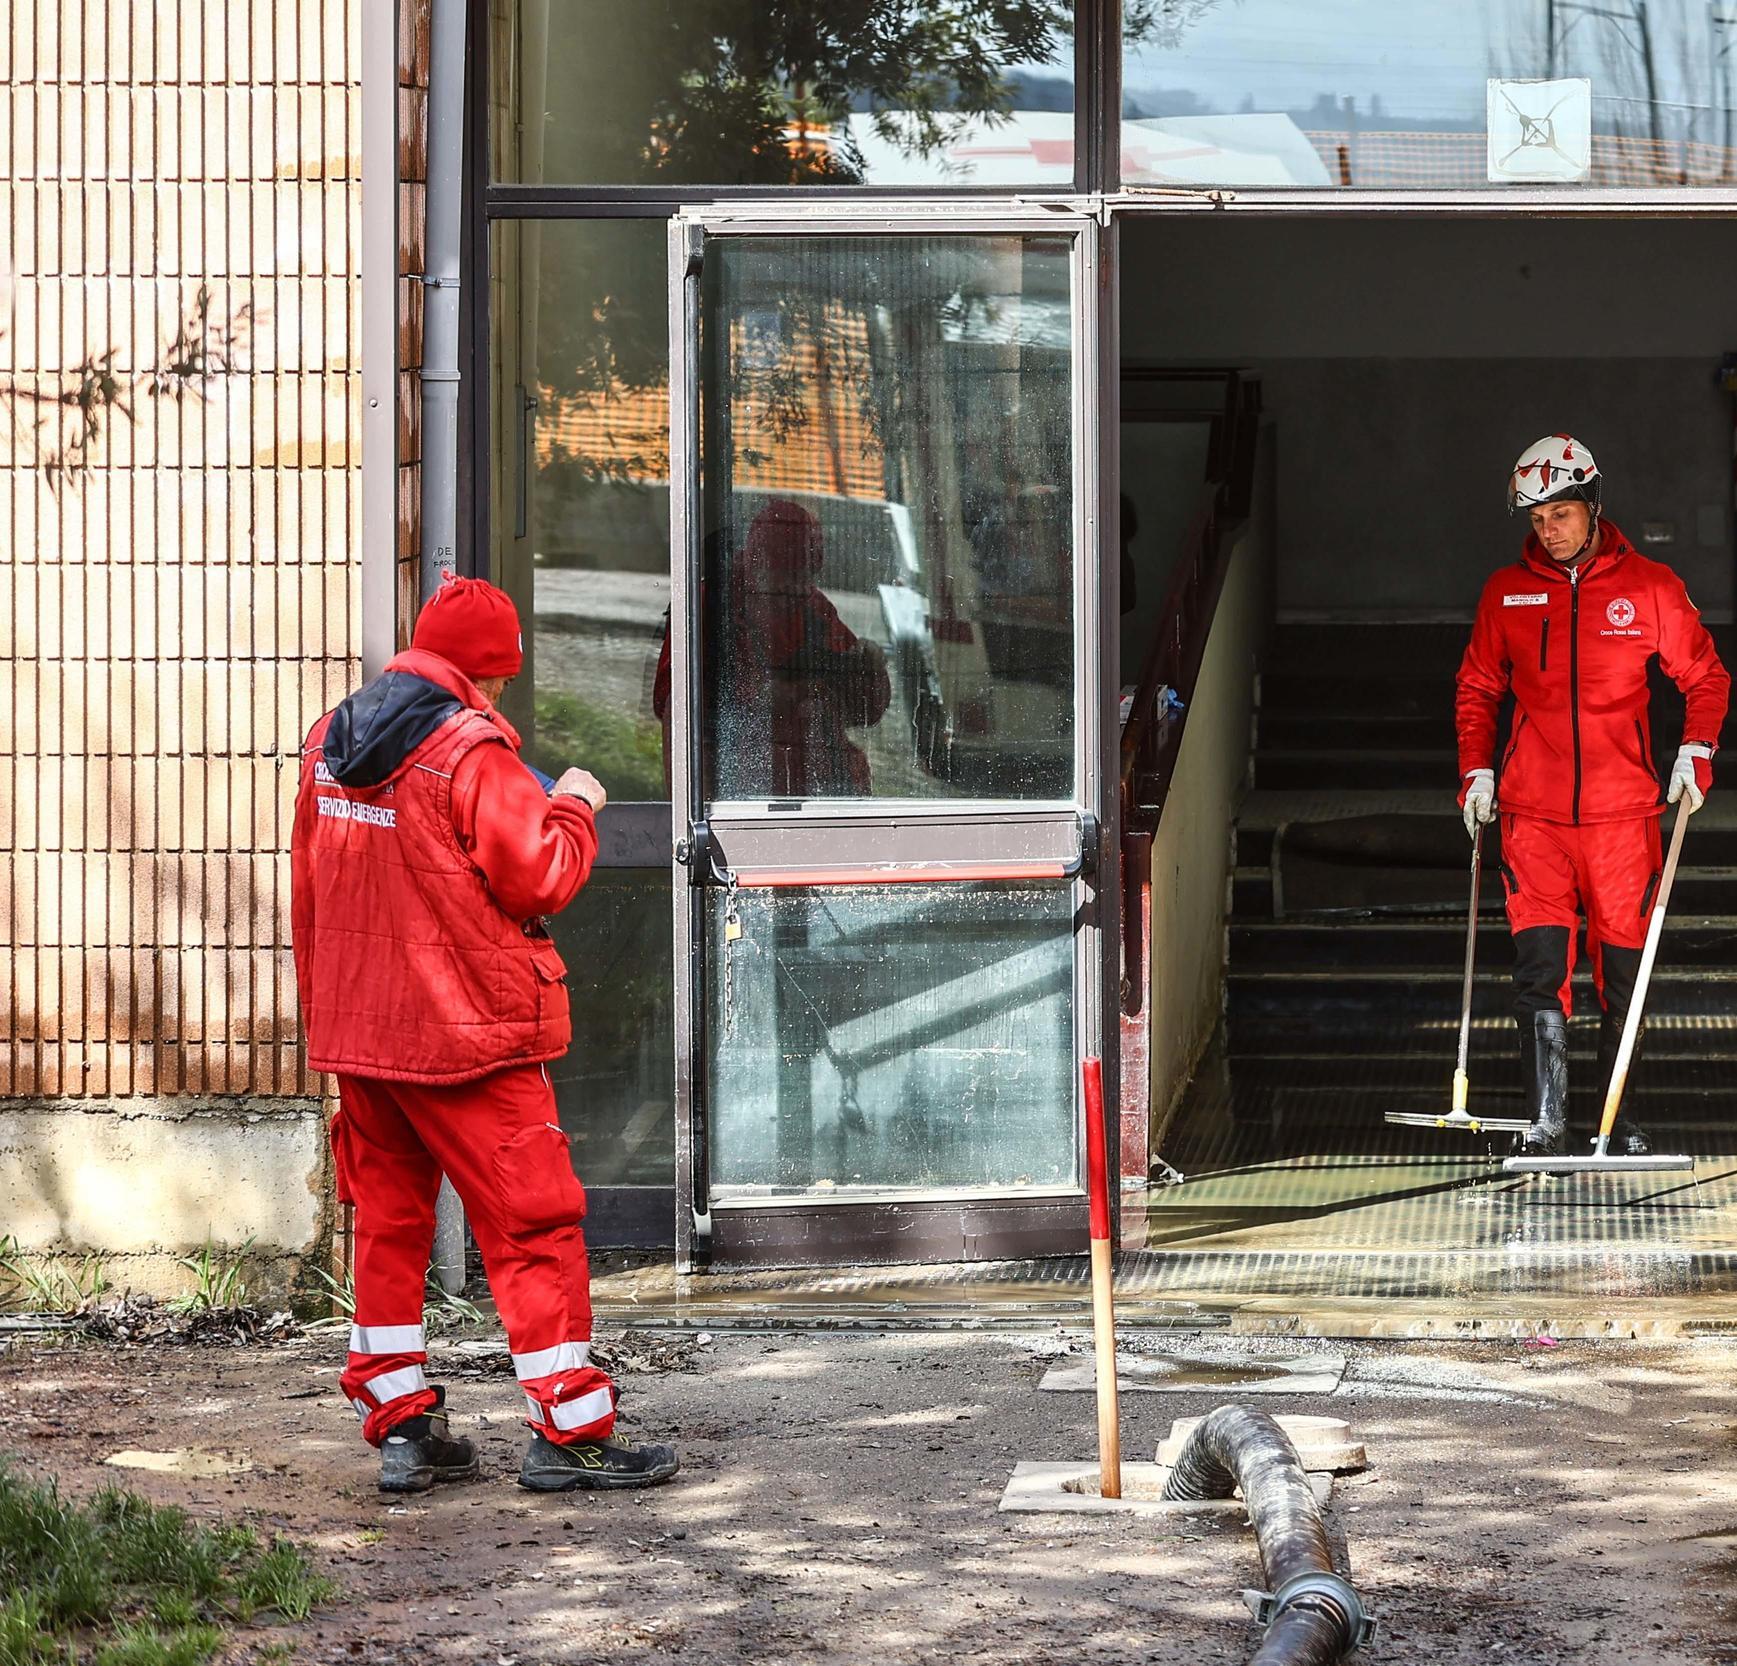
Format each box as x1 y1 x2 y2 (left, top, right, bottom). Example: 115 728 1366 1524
291 649 598 1084
1456 523 1728 825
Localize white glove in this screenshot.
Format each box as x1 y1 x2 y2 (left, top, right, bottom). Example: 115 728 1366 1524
1667 743 1713 813
1461 768 1496 838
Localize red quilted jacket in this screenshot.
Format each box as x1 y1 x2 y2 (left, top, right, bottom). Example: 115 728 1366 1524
291 650 597 1083
1456 523 1728 825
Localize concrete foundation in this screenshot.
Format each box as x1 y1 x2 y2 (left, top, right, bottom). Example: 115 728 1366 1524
0 1096 331 1304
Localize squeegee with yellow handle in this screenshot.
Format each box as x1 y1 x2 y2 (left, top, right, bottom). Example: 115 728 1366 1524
1386 820 1530 1135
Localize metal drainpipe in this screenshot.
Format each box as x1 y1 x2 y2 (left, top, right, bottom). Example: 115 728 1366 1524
423 0 468 1293
419 0 466 601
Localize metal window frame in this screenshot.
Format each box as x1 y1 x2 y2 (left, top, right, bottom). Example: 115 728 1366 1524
481 2 1099 210
667 204 1108 1270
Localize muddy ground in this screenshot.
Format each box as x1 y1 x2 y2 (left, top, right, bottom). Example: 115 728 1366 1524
3 1325 1735 1665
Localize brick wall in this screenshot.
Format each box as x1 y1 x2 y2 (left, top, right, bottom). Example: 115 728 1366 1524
0 2 365 1290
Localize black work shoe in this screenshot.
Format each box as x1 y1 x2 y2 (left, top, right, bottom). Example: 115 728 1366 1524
518 1430 679 1492
378 1392 480 1494
1519 1009 1569 1157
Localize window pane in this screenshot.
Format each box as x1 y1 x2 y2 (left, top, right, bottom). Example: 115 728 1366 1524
486 222 676 1197
548 871 675 1189
492 3 1076 187
702 236 1076 803
488 219 671 800
708 884 1075 1196
1122 2 1737 189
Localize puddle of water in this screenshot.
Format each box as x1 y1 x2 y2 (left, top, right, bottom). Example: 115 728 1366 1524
104 1449 253 1478
1138 1360 1304 1388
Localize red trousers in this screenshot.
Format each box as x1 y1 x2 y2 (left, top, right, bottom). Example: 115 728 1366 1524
331 1062 616 1448
1499 813 1662 1017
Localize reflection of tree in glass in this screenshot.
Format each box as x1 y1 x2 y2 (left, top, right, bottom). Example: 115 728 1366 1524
540 1 1078 193
528 689 667 804
533 2 1170 419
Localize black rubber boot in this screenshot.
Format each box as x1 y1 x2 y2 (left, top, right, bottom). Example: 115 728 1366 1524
378 1389 480 1494
1519 1009 1569 1157
519 1430 680 1493
1598 1008 1652 1156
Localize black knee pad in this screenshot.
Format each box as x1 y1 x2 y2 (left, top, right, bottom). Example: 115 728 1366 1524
1599 942 1644 1019
1512 925 1573 1017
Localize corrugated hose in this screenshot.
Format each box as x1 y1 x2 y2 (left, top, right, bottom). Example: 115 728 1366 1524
1162 1404 1375 1665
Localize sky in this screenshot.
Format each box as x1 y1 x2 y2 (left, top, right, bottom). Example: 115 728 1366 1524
1121 1 1728 129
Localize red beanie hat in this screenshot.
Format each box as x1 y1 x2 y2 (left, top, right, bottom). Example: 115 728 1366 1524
411 576 524 680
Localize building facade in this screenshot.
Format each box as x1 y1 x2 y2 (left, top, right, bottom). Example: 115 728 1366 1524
6 2 1736 1300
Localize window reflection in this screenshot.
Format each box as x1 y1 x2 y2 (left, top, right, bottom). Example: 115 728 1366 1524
492 2 1076 187
1122 1 1737 188
708 884 1076 1196
702 236 1076 803
488 220 678 1196
547 871 675 1188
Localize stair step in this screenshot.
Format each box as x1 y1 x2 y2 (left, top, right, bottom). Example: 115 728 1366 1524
1227 969 1737 1038
1258 674 1443 717
1236 822 1737 870
1254 750 1460 790
1230 918 1737 971
1231 867 1737 920
1256 711 1458 750
1222 1007 1737 1049
1225 1054 1737 1093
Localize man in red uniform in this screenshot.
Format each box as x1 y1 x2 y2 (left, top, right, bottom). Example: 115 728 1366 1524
292 576 678 1494
1457 436 1728 1157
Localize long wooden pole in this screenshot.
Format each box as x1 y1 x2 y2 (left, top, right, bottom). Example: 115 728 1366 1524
1082 1057 1122 1499
1593 798 1691 1154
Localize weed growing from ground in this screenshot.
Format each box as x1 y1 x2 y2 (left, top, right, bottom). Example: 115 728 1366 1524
0 1466 335 1664
167 1237 254 1315
0 1235 110 1313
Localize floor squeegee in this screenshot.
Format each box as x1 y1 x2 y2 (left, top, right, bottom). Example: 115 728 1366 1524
1505 798 1696 1176
1386 821 1530 1136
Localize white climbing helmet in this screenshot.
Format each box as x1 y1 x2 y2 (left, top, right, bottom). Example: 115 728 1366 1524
1508 433 1602 516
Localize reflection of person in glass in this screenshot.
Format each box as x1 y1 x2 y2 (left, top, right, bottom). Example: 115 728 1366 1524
728 498 892 796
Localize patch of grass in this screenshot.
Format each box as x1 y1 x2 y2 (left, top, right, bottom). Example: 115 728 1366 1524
0 1235 110 1314
230 1543 334 1626
527 688 665 803
0 1466 334 1664
92 1622 224 1666
167 1237 253 1316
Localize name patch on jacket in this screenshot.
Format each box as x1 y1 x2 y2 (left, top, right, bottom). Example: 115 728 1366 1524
1503 593 1548 606
316 795 397 828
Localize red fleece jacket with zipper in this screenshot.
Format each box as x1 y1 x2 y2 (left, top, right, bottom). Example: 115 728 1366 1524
1456 522 1728 826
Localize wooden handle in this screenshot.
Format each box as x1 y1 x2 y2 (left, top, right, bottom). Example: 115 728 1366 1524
1595 800 1691 1148
1091 1239 1122 1499
1082 1058 1121 1499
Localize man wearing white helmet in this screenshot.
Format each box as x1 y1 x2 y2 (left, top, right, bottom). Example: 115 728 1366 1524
1456 436 1729 1157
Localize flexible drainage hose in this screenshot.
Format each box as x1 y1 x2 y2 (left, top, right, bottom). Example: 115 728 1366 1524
1162 1405 1374 1665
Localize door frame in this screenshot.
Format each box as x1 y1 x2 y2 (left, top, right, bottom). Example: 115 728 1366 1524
665 202 1121 1270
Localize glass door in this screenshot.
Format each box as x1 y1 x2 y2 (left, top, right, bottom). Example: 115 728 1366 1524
666 209 1113 1268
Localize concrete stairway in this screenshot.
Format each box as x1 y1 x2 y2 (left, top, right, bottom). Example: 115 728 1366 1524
1213 620 1737 1144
